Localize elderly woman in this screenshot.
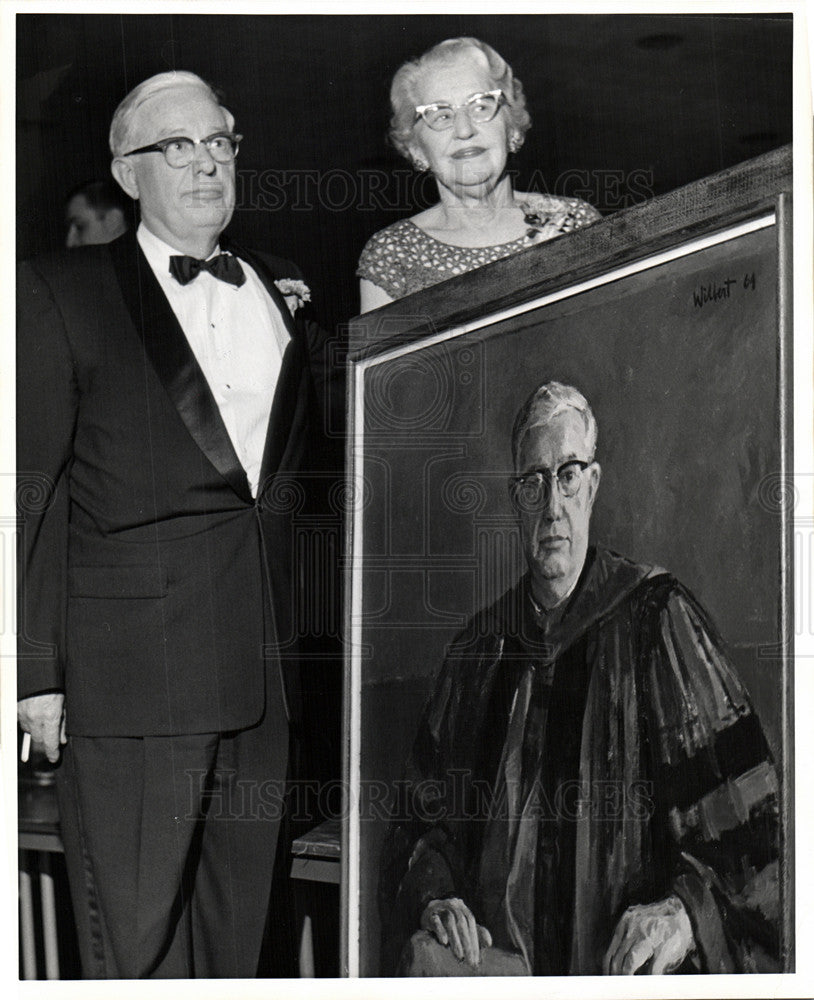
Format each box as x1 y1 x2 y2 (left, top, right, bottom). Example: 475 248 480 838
357 37 601 312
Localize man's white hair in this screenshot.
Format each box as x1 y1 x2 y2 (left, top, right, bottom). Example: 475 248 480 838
109 71 234 156
511 381 598 468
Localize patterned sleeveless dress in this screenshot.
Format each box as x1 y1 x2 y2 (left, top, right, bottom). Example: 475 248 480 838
357 193 601 300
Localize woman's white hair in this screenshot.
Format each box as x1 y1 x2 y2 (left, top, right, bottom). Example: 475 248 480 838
389 37 532 165
109 71 234 156
512 382 598 469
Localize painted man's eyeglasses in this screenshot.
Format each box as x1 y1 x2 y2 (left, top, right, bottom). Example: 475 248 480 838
509 461 594 512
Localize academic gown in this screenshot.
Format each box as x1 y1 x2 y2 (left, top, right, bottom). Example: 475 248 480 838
380 546 781 976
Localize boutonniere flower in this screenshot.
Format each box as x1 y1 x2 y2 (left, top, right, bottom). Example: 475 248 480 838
274 278 312 316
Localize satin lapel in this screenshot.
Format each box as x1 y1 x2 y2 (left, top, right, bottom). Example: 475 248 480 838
227 240 309 482
108 233 253 503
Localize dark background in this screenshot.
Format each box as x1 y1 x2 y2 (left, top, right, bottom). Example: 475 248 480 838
17 12 792 330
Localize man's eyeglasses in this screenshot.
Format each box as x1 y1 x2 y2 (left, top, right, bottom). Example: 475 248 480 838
509 461 594 512
414 90 504 132
122 132 242 169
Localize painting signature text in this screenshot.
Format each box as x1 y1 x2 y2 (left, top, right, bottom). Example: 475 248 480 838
693 272 756 308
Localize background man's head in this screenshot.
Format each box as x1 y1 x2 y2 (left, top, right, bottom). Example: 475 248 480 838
65 179 130 248
109 71 237 256
510 382 601 603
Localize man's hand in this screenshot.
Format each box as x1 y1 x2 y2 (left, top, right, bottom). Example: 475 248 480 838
420 897 492 968
18 693 66 764
603 895 694 975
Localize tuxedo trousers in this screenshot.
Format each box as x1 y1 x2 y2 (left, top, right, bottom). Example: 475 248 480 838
55 657 289 979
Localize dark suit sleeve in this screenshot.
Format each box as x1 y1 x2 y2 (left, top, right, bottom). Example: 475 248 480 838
17 259 79 697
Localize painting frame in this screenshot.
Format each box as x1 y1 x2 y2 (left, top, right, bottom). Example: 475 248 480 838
343 145 793 981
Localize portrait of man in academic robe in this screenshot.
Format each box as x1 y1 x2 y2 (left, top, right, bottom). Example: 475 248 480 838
379 381 781 977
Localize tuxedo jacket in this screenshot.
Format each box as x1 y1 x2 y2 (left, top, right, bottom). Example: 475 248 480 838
17 230 326 738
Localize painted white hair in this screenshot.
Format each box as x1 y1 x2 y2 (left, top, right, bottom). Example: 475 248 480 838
109 71 234 156
511 381 598 468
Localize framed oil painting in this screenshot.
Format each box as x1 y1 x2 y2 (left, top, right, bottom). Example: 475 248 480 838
343 146 793 981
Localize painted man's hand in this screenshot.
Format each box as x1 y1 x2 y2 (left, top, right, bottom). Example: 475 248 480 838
420 897 493 968
18 693 66 764
603 895 694 974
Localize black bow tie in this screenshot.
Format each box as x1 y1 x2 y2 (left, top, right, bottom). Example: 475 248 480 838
169 252 246 287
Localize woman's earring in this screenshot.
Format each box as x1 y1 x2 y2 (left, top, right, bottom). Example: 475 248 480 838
508 132 523 154
412 154 430 172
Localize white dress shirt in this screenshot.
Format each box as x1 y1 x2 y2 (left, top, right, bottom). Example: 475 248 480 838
137 223 290 497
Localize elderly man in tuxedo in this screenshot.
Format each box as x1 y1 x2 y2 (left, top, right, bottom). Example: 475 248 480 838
17 70 327 978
